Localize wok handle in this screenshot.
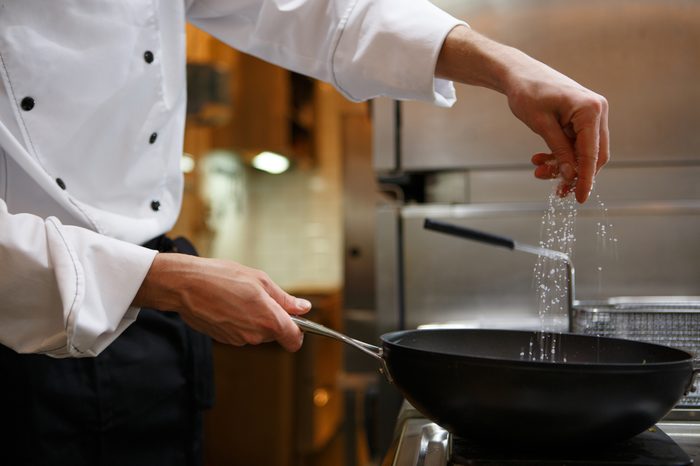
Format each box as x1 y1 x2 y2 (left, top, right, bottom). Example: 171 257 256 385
685 360 700 395
291 316 393 382
291 316 382 361
424 218 515 250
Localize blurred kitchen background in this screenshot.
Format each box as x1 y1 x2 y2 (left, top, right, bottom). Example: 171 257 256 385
175 1 700 465
177 22 377 466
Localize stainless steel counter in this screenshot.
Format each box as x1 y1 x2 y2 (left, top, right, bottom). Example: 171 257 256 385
658 410 700 462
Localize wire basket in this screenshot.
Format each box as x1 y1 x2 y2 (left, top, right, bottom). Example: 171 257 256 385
571 297 700 407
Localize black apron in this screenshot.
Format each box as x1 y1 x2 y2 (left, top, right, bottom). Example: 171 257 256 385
0 236 213 466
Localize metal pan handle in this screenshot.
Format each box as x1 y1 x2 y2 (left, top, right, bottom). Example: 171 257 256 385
685 359 700 395
291 316 382 361
291 316 393 382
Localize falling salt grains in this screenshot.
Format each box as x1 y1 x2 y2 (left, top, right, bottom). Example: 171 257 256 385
523 331 564 363
526 183 578 363
533 184 578 333
593 192 619 252
550 334 558 359
593 192 619 293
528 185 619 361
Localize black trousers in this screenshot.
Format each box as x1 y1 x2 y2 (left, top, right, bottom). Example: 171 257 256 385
0 236 213 466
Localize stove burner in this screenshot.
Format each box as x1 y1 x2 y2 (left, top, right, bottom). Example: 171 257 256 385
384 404 700 466
451 427 692 466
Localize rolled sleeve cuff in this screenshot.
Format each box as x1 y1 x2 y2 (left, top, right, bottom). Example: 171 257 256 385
47 222 158 357
332 0 467 107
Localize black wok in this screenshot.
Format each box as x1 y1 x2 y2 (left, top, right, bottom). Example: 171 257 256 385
293 317 698 447
292 219 699 447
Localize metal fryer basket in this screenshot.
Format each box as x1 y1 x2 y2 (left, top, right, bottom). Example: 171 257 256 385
571 297 700 407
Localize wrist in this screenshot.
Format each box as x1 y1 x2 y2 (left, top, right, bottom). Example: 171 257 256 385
436 26 530 97
132 252 191 312
436 26 508 93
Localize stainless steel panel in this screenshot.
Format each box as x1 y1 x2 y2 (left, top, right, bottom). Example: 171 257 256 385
376 205 402 335
467 165 700 204
424 166 700 204
400 0 700 170
401 201 700 331
343 113 379 311
372 98 397 172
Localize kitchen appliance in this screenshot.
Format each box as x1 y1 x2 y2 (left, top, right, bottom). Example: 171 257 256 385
362 0 700 455
573 298 700 406
384 403 700 466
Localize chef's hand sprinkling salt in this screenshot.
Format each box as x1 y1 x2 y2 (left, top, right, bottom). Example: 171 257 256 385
435 25 610 203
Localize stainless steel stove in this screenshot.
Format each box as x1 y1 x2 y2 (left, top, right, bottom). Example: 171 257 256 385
384 403 700 466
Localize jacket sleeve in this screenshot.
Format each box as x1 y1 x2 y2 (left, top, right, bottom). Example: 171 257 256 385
0 198 157 357
186 0 466 107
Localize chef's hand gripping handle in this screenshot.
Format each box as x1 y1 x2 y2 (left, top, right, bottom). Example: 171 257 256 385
424 218 515 250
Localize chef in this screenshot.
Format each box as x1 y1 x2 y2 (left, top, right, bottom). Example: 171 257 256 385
0 0 609 465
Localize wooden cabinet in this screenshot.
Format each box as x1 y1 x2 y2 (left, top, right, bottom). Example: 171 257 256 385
203 291 344 466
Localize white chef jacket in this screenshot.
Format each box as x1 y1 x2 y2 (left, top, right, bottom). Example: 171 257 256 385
0 0 463 357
